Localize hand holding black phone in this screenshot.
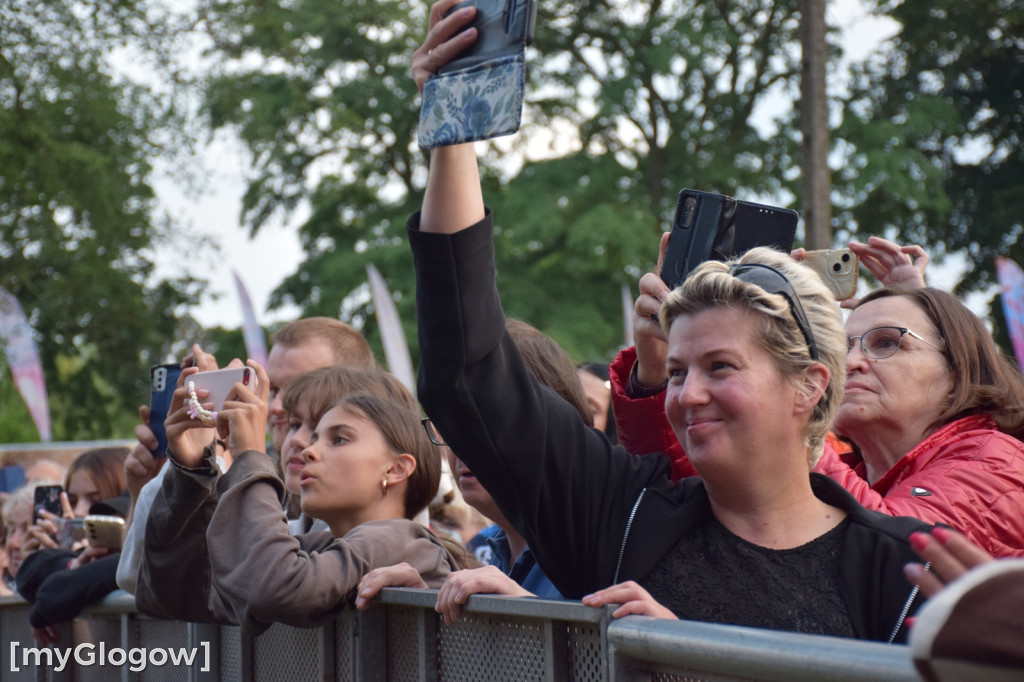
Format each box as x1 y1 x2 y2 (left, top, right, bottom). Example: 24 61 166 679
660 189 799 289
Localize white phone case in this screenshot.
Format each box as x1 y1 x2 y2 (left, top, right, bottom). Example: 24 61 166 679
187 367 256 411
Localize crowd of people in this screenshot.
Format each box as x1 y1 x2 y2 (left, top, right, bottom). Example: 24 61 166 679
1 0 1022 676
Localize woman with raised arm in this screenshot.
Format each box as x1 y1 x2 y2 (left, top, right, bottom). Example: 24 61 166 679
136 363 459 634
614 237 1024 558
405 0 932 643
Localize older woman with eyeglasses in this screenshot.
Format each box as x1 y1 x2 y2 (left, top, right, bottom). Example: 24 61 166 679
614 269 1024 557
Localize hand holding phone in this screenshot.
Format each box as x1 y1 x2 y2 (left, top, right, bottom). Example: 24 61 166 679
187 366 256 411
803 248 859 300
149 363 182 457
83 515 125 550
660 189 799 290
33 485 64 523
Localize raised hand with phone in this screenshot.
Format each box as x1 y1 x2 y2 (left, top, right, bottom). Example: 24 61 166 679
164 360 269 469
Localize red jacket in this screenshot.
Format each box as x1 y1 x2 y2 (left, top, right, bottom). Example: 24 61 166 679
610 346 1024 558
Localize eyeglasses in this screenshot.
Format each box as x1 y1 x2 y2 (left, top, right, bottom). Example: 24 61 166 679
730 263 820 360
846 326 943 360
421 418 446 447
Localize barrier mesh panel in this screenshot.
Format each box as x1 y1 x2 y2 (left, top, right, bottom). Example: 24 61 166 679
438 614 546 680
567 621 606 681
220 624 243 682
136 618 190 682
386 605 431 682
0 603 36 682
254 623 322 682
334 613 355 681
72 617 126 682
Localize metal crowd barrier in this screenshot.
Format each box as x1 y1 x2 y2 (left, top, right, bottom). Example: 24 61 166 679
1 590 922 681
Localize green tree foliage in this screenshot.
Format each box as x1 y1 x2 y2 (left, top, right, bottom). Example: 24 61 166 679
0 1 203 441
201 0 808 363
837 0 1024 295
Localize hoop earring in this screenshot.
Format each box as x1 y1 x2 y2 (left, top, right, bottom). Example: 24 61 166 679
381 479 389 497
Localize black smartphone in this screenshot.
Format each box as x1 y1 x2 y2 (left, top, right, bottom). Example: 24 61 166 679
33 484 64 522
660 189 800 289
149 363 182 457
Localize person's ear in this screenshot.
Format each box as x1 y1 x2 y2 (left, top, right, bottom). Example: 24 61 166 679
386 454 417 485
794 363 829 415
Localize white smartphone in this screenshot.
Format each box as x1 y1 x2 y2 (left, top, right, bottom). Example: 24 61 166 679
803 248 859 300
187 366 257 411
83 515 125 550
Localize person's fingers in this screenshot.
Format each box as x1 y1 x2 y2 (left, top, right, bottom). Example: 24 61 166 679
931 527 993 569
790 247 807 261
59 492 73 519
248 360 271 402
904 562 947 599
192 345 220 372
412 0 478 91
134 421 159 451
655 231 671 274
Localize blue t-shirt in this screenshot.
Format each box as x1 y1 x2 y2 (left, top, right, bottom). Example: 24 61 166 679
467 524 563 600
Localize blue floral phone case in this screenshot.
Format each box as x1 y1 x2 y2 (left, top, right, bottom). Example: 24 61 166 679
418 0 537 149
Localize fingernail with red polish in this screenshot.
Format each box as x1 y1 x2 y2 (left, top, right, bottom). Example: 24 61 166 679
931 526 951 544
909 532 929 552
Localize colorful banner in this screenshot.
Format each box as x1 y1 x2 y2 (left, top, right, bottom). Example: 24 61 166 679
366 264 416 398
996 256 1024 372
232 271 268 368
0 288 52 441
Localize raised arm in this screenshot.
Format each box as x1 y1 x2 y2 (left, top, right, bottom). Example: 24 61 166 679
413 0 484 235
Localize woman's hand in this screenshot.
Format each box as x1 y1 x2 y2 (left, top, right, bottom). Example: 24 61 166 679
632 232 673 388
21 493 74 559
165 366 218 468
410 0 479 93
582 580 679 620
67 545 114 571
434 565 534 625
904 526 994 598
355 562 429 610
842 237 929 308
32 625 61 647
216 361 270 455
126 422 162 501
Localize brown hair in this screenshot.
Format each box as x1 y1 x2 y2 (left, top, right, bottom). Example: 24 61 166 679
270 317 376 369
329 394 440 520
281 366 417 424
507 319 594 426
65 447 129 502
855 287 1024 439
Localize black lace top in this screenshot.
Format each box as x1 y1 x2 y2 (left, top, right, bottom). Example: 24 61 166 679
641 515 856 638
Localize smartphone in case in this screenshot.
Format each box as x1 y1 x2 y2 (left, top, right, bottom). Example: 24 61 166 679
33 485 64 522
803 248 859 300
660 189 800 290
187 366 257 412
83 515 125 550
149 363 182 457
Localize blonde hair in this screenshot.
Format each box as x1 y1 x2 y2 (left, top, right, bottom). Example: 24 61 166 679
660 247 845 466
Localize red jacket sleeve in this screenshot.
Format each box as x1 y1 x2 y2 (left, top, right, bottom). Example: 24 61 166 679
609 347 697 481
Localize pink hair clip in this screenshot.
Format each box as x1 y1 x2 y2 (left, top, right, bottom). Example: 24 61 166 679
187 381 217 424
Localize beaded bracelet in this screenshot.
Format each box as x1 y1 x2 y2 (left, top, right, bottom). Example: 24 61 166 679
186 381 217 424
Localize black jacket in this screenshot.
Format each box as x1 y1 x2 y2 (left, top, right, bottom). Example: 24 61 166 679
18 549 120 628
409 210 930 643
